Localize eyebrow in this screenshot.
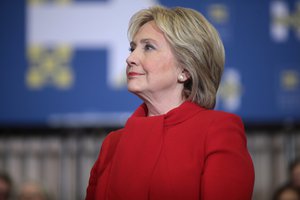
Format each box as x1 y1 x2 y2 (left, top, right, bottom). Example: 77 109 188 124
130 38 157 47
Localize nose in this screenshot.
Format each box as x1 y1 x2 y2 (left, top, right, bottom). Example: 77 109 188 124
126 51 138 67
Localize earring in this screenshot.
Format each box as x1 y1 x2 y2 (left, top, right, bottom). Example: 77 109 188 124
178 74 184 82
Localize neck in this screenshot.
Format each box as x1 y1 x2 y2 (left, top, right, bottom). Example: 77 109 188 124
132 83 186 116
142 94 186 117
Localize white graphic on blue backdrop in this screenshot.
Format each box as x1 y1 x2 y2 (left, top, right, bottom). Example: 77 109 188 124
270 0 300 42
27 0 158 89
218 68 243 112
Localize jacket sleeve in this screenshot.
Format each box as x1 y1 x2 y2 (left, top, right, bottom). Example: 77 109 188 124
201 113 255 200
85 136 108 200
85 131 121 200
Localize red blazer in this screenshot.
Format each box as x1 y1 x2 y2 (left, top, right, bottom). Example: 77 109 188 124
86 101 255 200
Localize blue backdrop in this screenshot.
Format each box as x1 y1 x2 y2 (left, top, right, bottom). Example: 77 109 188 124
0 0 299 127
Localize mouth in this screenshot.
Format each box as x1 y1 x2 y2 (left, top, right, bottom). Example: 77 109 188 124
127 72 144 77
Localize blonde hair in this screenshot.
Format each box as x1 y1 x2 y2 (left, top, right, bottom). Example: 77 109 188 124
128 6 225 109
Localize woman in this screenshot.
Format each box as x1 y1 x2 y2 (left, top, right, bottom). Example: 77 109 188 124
289 158 300 188
272 184 300 200
86 5 254 200
0 171 13 200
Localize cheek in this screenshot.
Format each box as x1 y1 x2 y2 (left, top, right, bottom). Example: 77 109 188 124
152 56 177 72
147 65 174 79
142 52 178 77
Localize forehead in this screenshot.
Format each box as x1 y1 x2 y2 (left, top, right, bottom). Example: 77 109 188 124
133 21 166 42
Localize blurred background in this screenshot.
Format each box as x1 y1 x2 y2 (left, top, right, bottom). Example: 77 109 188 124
0 0 300 199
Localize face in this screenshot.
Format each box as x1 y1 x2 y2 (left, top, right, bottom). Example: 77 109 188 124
19 183 46 200
278 189 300 200
292 164 300 187
0 179 10 200
126 21 184 101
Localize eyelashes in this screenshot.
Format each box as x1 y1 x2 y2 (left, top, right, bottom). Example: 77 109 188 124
128 43 155 53
144 44 155 51
129 47 135 52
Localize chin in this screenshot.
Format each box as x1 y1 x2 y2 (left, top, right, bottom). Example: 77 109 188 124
127 84 141 93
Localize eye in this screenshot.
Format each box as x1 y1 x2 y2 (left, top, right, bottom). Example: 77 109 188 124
144 44 155 51
129 46 135 52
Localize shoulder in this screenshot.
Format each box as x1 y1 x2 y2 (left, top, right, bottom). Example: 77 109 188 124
192 108 244 129
181 102 242 127
199 110 247 148
201 109 241 121
104 129 123 142
101 129 124 153
188 109 246 145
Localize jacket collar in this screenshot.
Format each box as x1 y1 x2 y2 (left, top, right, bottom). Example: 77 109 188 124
130 101 206 126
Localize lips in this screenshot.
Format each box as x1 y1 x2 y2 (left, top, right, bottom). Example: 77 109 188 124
127 72 144 77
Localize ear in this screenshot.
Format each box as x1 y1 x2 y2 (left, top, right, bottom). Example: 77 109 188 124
183 69 191 80
178 69 190 83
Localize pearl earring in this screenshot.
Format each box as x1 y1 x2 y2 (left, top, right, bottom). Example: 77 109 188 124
178 74 184 82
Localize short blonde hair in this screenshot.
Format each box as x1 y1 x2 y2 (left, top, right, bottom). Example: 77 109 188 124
128 6 225 109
